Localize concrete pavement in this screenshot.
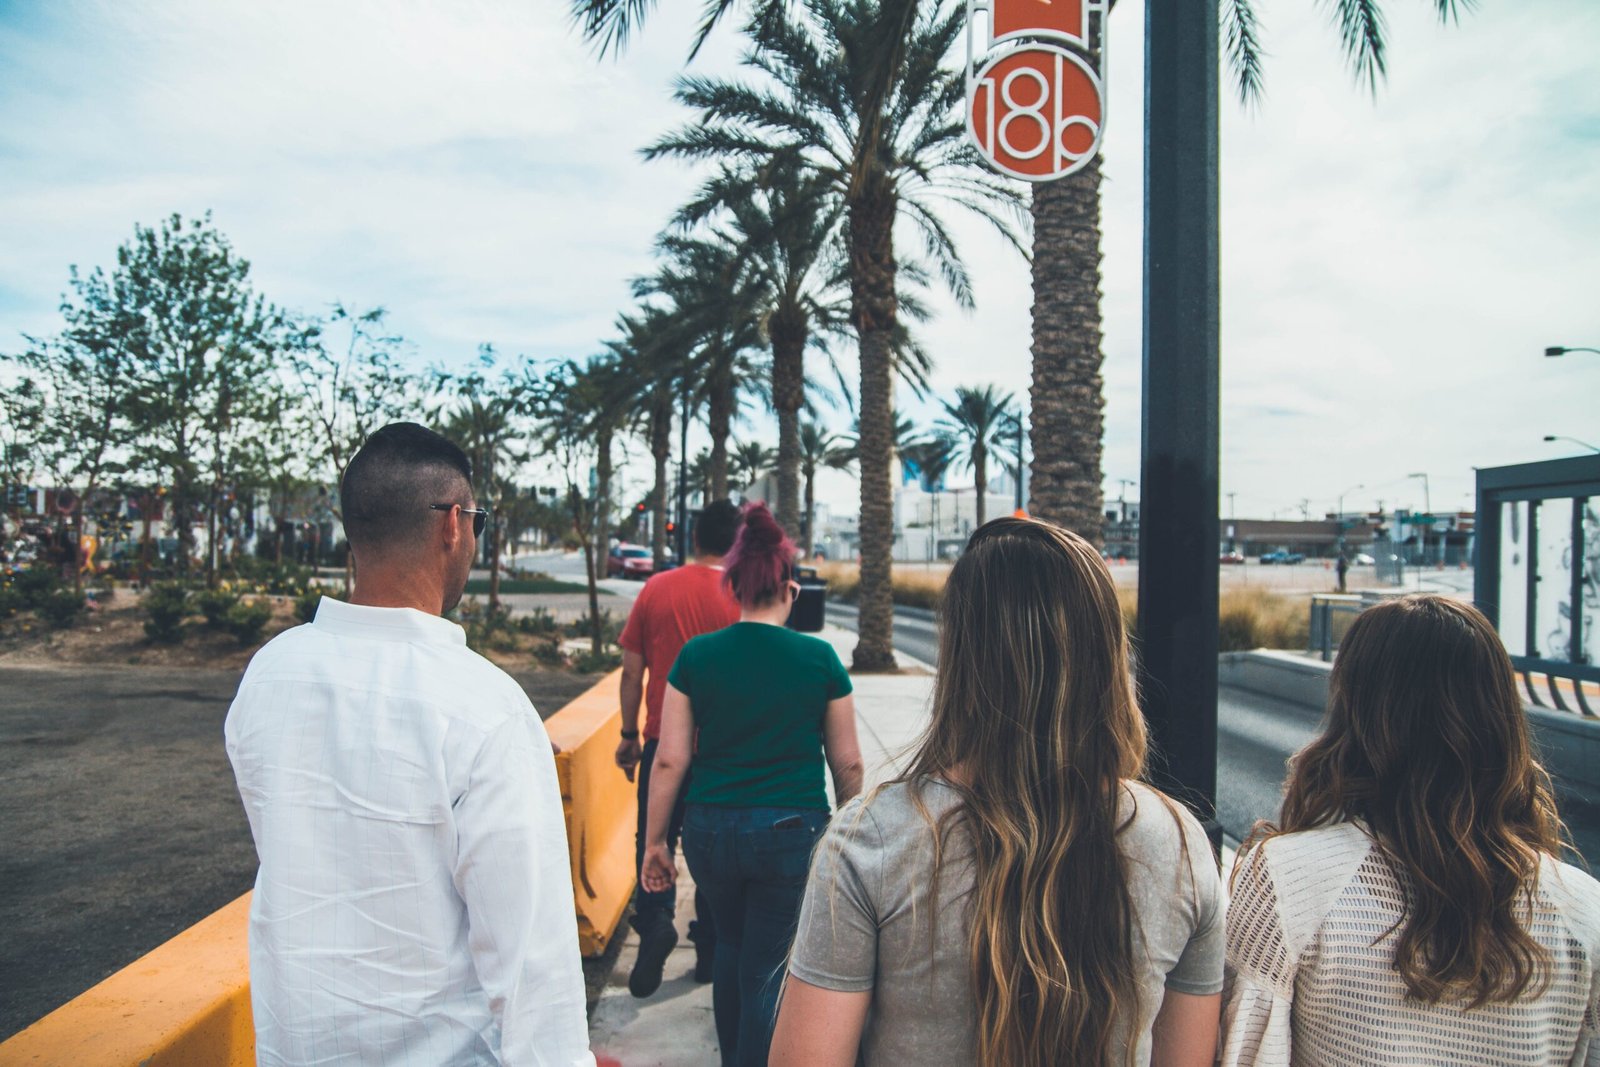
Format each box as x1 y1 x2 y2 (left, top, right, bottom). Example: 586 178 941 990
587 626 934 1066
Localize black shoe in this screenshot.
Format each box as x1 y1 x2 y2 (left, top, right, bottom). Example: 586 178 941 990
629 917 678 998
687 919 715 983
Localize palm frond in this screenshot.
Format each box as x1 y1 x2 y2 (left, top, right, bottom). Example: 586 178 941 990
1326 0 1389 94
1223 0 1266 107
569 0 657 59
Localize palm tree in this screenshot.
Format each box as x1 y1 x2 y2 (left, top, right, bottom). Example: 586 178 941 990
797 419 854 557
1027 0 1474 542
674 160 848 535
728 440 777 492
648 0 1026 670
937 385 1014 530
604 307 695 569
636 232 766 500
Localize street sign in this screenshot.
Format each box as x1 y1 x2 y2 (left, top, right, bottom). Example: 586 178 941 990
965 0 1107 182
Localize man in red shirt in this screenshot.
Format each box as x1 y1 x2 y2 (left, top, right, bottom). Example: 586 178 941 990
616 499 742 997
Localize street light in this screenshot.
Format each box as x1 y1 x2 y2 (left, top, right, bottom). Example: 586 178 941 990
1546 346 1600 357
1544 434 1600 454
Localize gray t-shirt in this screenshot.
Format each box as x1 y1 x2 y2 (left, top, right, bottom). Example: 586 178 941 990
789 778 1225 1066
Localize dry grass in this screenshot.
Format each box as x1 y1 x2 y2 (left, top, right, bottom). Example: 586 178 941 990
818 562 1311 651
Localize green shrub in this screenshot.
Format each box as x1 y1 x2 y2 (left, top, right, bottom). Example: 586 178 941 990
38 590 86 629
515 608 559 635
572 647 622 674
223 599 274 646
143 582 191 643
194 587 241 629
14 567 60 609
0 585 22 619
565 610 621 646
532 639 568 667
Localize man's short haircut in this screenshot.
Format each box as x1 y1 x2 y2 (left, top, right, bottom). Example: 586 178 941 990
695 499 743 556
340 423 474 554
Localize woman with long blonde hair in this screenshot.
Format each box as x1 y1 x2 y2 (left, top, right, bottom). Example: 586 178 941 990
771 517 1224 1067
1222 594 1600 1065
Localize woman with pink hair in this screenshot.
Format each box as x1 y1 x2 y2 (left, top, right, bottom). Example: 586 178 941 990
640 503 864 1067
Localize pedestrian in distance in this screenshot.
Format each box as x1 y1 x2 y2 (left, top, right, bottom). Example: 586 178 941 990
225 423 593 1067
640 503 864 1067
771 517 1224 1067
1335 552 1350 593
1221 594 1600 1066
616 498 744 997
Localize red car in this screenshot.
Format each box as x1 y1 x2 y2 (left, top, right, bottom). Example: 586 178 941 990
1220 550 1245 564
607 544 654 580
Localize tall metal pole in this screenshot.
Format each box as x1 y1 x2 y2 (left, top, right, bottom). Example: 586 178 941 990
677 379 690 564
1138 0 1220 844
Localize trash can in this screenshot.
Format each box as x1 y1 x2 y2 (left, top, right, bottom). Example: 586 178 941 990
786 565 828 633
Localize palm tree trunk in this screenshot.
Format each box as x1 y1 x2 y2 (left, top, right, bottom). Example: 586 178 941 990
849 182 898 672
1027 159 1106 548
974 444 988 529
707 364 733 500
596 426 614 550
488 505 502 612
770 307 807 533
803 465 817 558
650 389 672 568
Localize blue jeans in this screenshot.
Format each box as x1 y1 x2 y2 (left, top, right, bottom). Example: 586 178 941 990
681 804 829 1067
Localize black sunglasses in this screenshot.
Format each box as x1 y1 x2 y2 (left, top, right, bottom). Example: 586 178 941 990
430 503 488 538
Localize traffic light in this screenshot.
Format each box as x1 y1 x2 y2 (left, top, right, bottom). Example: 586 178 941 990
636 502 647 514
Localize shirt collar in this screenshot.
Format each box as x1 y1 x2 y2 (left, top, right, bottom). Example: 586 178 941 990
312 597 467 647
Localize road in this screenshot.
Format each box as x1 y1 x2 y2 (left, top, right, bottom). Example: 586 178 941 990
826 604 1598 863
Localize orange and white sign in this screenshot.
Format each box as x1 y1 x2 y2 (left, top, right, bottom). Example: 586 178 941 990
966 0 1107 182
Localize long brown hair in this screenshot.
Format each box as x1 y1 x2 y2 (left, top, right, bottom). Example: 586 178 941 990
901 518 1149 1066
1249 594 1565 1008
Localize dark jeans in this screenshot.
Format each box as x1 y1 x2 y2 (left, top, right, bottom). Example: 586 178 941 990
632 740 714 948
682 803 829 1067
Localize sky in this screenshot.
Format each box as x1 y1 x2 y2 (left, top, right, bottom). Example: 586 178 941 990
0 0 1596 521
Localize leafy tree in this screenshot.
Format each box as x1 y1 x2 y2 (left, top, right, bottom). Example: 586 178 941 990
69 214 291 586
0 376 46 528
797 419 854 557
648 0 1026 670
285 304 419 587
433 350 534 612
937 384 1015 530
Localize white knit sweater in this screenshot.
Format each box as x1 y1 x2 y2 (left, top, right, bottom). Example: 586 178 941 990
1222 822 1600 1066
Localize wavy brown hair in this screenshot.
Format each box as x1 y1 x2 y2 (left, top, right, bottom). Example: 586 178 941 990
1249 594 1565 1009
900 518 1151 1066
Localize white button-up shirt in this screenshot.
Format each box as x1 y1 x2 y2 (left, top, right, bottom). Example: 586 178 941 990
225 598 594 1067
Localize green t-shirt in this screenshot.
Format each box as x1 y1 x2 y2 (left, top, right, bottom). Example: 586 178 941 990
667 622 854 810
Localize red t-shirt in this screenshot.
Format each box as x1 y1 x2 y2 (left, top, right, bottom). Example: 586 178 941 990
618 563 741 740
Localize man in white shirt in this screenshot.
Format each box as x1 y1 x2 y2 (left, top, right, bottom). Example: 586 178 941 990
225 422 594 1067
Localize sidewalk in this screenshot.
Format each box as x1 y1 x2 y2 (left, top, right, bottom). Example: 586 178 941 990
588 625 934 1067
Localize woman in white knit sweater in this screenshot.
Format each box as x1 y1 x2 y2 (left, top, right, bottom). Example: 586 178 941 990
1223 594 1600 1066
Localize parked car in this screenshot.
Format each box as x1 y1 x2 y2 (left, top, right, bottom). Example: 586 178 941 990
1259 549 1306 565
1353 552 1376 566
607 543 654 580
1219 550 1245 564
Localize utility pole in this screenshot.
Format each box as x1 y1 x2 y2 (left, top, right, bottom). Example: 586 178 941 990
1139 0 1221 846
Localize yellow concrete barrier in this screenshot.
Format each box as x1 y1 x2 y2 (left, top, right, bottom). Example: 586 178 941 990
545 668 638 956
0 892 255 1067
0 669 637 1063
